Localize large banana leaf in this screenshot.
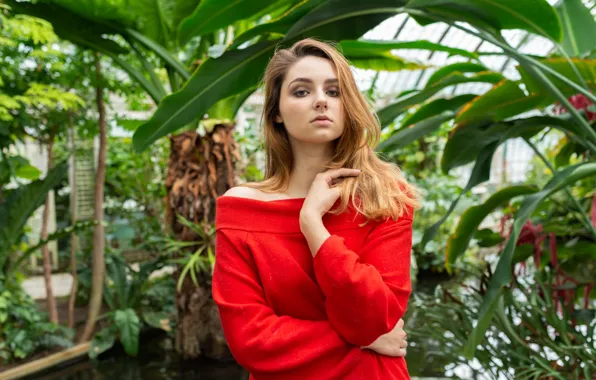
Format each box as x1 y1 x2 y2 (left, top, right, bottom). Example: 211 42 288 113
50 0 199 48
178 0 289 46
229 0 327 49
556 0 596 57
419 139 500 249
0 161 68 270
207 88 256 120
445 185 538 273
426 62 489 87
377 71 503 126
377 94 476 152
377 111 455 152
135 0 201 48
419 114 585 249
347 56 425 72
6 0 127 54
455 80 547 126
518 58 596 97
339 39 479 60
133 0 407 151
401 94 477 127
442 116 580 174
49 0 135 29
285 0 407 41
133 40 278 152
339 38 482 72
124 28 190 80
464 161 596 358
406 0 563 43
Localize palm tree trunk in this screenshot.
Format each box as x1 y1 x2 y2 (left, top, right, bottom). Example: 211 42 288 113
167 124 239 360
80 52 107 342
41 127 59 324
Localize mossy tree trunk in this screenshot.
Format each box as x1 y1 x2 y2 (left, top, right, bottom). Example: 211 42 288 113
166 123 239 360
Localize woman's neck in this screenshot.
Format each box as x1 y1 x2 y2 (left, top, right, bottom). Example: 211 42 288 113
284 142 334 198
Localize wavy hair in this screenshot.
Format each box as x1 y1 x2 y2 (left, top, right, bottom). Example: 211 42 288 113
242 38 421 221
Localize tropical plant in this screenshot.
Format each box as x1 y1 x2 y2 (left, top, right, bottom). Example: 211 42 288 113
87 250 173 358
0 162 68 280
166 215 216 291
409 259 595 380
103 135 168 253
0 280 74 364
383 119 480 273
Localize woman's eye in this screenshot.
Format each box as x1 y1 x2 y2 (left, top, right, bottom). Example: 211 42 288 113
294 90 308 97
327 89 340 97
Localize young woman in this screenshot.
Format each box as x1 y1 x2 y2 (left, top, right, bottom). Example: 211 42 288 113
212 38 421 380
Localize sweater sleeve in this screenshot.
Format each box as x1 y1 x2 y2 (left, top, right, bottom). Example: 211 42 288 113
312 213 413 347
212 228 353 379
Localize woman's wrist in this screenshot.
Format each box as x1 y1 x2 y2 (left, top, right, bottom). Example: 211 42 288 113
299 211 330 257
299 209 320 230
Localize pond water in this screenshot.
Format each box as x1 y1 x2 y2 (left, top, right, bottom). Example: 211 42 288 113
25 276 465 380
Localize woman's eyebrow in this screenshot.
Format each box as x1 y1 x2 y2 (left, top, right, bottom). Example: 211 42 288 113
288 78 339 86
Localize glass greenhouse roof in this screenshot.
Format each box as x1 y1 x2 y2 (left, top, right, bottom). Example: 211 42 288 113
355 0 596 106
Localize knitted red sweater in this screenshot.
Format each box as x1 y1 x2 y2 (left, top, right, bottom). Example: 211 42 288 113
212 196 413 380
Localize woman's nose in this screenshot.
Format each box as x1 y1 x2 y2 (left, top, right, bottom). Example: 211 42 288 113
313 91 328 109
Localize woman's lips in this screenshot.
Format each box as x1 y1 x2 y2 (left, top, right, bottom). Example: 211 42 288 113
312 119 333 126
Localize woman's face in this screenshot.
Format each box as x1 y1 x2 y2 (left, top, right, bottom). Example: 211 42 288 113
275 56 345 145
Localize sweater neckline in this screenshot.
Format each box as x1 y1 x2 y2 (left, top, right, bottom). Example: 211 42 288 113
219 195 306 204
215 195 366 233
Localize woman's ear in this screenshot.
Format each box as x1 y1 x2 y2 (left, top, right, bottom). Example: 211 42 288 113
274 115 283 123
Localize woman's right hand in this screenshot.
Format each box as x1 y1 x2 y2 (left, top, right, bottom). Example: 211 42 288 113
360 318 407 357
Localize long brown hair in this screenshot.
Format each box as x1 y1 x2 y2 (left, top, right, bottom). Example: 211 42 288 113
242 38 421 221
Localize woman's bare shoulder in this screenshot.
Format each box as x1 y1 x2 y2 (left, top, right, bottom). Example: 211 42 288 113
222 184 278 201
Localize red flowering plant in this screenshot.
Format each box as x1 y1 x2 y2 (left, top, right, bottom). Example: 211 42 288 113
553 93 596 122
497 211 594 325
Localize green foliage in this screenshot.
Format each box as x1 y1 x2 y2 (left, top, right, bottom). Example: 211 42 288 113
339 39 479 61
407 0 563 42
0 12 82 125
0 162 68 275
89 325 117 359
518 58 596 99
0 281 73 364
166 215 215 290
377 68 504 127
466 162 596 357
235 125 265 183
132 39 275 151
2 14 57 44
454 80 547 126
408 268 596 379
445 185 539 273
178 0 286 46
114 308 140 356
104 136 167 249
382 121 478 273
85 251 175 359
0 155 41 189
556 0 596 57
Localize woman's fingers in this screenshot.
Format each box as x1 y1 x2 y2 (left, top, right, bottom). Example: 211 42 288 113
322 168 361 182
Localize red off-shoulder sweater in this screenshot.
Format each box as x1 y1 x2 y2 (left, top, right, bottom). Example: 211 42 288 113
212 196 414 380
